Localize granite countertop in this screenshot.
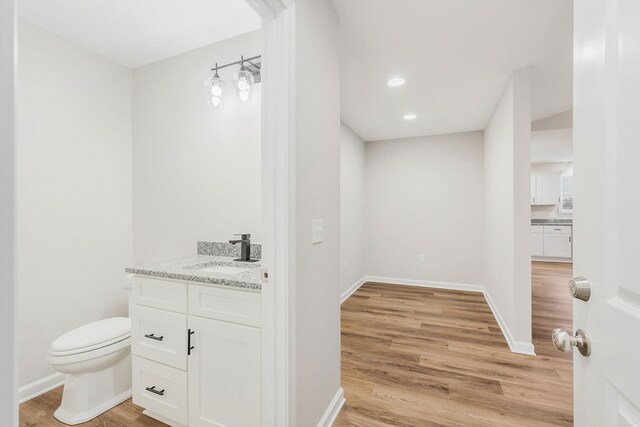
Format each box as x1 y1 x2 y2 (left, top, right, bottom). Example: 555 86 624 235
126 255 262 291
531 219 573 226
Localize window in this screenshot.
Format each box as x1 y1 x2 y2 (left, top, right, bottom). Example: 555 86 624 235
560 167 573 213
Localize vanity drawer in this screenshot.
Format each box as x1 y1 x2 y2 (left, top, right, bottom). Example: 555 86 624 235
131 276 187 313
189 284 261 327
132 356 187 426
131 305 187 370
544 225 572 234
531 225 544 234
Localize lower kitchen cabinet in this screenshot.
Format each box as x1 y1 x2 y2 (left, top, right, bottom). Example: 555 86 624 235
543 233 572 258
188 315 261 427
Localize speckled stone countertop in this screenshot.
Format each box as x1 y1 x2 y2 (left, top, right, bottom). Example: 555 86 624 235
531 219 573 226
126 255 261 291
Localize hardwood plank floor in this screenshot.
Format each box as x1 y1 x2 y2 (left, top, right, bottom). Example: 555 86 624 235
20 262 572 426
19 386 165 427
334 261 573 426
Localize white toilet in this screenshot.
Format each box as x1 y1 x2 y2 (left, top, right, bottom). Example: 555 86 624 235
48 317 132 425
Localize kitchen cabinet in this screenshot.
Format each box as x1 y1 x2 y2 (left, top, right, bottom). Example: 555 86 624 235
531 172 561 205
530 225 573 260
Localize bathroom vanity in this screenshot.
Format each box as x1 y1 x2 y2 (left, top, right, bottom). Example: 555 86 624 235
126 241 262 427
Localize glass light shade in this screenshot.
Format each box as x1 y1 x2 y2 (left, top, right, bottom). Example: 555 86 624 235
204 74 224 107
234 68 254 102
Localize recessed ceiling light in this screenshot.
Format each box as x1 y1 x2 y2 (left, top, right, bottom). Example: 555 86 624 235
387 77 405 87
403 113 417 121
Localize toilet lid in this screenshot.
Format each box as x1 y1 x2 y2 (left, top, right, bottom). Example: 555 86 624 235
50 317 131 354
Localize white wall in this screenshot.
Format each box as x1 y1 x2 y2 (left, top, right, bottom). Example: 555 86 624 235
340 122 366 293
16 21 133 387
364 131 485 285
132 31 261 264
293 0 342 424
483 69 532 351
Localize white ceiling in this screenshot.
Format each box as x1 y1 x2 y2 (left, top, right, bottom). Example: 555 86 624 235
332 0 573 142
531 129 573 163
18 0 261 68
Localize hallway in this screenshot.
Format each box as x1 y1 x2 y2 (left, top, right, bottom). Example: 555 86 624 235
335 262 573 426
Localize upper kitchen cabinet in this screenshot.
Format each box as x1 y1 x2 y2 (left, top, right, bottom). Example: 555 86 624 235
531 172 561 205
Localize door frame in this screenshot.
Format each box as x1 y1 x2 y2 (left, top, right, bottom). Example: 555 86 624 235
245 0 296 425
0 0 297 425
0 0 17 424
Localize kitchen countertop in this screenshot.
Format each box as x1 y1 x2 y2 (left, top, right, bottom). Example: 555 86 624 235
126 255 262 292
531 219 573 226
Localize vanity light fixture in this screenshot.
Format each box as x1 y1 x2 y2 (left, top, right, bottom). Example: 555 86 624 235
204 63 224 107
403 113 417 120
205 55 261 106
387 77 405 87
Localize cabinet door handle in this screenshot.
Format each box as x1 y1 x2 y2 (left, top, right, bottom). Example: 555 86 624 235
188 329 195 355
145 386 165 396
144 333 164 341
554 228 562 231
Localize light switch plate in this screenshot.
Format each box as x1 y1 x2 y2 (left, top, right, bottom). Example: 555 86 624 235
418 254 425 263
312 219 324 244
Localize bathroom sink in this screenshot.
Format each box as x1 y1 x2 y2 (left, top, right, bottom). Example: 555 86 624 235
197 265 251 275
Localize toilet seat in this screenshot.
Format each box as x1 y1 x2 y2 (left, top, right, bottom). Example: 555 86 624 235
48 317 131 364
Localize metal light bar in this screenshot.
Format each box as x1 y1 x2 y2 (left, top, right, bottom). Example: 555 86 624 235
210 55 261 72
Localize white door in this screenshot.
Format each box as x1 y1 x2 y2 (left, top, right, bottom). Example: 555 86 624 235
188 315 261 427
572 0 640 424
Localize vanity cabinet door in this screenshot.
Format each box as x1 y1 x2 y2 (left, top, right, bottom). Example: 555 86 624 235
188 315 261 427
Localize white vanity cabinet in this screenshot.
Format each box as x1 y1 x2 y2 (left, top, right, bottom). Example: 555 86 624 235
130 276 261 427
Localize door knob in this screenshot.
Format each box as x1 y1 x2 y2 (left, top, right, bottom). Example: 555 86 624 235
569 277 590 301
552 328 591 356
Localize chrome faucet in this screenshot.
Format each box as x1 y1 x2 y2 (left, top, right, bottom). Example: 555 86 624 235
229 233 252 262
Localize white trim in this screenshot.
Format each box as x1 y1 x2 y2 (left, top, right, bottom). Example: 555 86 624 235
348 276 536 356
340 277 367 304
18 373 65 404
250 0 296 425
316 388 345 427
482 289 536 355
0 0 17 423
531 256 573 264
364 275 485 293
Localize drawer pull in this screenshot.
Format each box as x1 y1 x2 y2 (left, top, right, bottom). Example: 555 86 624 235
145 386 165 396
188 329 195 355
144 333 164 341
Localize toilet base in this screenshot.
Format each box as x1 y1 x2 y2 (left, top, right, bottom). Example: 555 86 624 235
54 389 131 425
53 351 132 425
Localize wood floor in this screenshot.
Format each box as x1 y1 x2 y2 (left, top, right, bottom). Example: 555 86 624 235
334 261 574 427
20 262 572 427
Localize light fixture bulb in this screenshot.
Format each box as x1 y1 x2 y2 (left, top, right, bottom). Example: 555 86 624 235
211 83 222 97
239 90 250 102
211 96 221 107
387 77 405 87
237 78 250 92
403 113 417 120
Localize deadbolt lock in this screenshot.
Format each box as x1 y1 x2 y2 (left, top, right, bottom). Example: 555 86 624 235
568 277 591 301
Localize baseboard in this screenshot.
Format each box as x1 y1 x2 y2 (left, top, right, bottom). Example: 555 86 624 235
18 372 65 404
364 275 485 293
317 387 345 427
340 276 367 304
482 289 536 356
352 275 535 356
